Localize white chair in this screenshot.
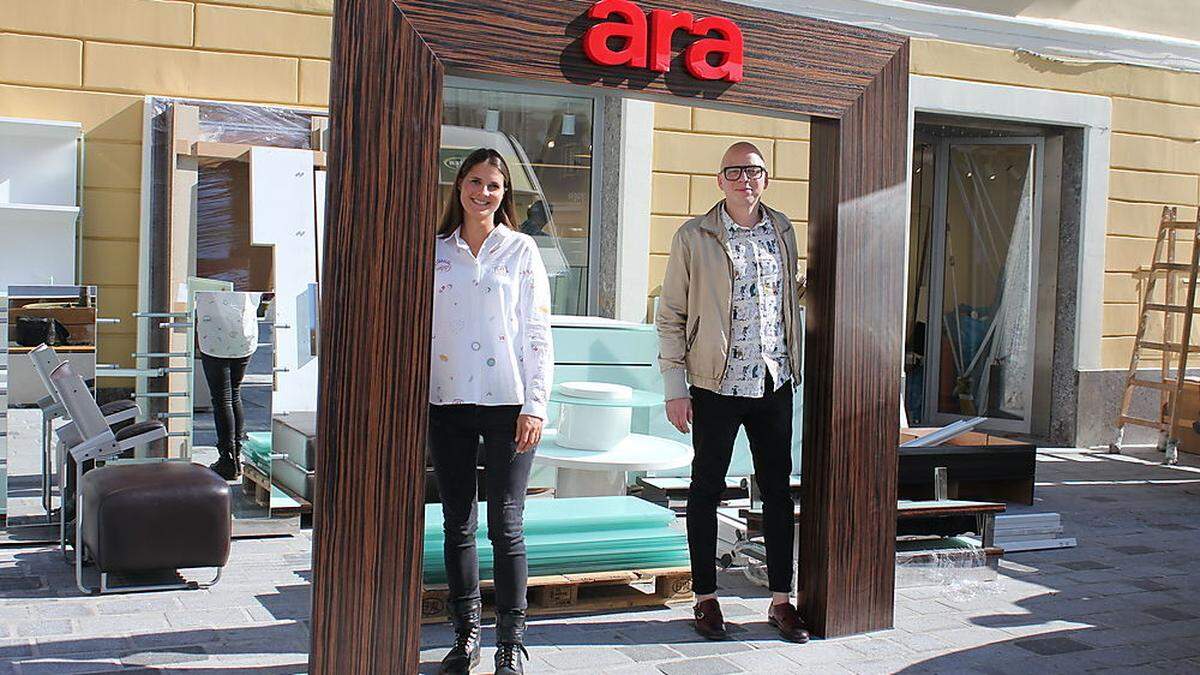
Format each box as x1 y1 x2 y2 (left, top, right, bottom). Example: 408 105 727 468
28 345 140 548
50 360 230 594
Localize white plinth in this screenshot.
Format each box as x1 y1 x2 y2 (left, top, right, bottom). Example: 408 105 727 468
556 381 633 450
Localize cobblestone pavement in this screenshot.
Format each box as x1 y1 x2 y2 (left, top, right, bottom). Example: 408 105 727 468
0 448 1197 674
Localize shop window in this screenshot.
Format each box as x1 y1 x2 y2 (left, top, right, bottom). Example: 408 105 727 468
441 85 597 315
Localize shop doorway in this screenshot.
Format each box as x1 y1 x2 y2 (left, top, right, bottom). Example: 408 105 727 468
908 134 1045 433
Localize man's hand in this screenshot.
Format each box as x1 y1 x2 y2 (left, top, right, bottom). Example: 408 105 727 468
665 397 693 434
514 414 543 453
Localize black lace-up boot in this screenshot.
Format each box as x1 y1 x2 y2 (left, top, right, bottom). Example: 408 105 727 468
439 598 482 674
494 608 528 675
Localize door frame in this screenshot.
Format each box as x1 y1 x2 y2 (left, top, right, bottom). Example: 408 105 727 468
314 1 910 669
923 136 1045 433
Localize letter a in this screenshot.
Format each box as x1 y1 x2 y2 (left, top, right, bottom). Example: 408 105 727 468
583 0 648 69
685 16 744 82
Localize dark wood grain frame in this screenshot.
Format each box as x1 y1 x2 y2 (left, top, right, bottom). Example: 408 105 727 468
312 1 907 670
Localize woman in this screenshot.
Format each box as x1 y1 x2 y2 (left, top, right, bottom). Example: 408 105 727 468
195 290 262 481
429 148 553 675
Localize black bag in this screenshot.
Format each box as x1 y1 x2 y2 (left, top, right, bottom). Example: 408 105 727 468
15 316 71 347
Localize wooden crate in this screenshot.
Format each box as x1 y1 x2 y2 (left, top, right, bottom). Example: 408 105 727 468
421 566 692 623
241 462 312 515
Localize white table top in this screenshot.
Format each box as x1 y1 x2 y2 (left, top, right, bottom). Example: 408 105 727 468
533 430 693 472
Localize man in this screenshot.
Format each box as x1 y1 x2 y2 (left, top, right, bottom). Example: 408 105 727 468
655 142 808 643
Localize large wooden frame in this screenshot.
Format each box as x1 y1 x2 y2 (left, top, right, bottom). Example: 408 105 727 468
312 1 907 670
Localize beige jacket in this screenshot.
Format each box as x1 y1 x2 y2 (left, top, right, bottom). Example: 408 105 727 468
655 202 804 400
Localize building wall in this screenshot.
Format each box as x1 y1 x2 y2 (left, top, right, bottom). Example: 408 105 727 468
647 106 810 302
917 0 1200 42
0 0 333 372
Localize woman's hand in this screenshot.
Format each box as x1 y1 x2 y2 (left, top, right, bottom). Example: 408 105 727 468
514 414 544 453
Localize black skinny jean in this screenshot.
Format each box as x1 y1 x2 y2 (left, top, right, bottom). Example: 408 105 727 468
428 404 535 613
199 353 251 453
688 374 795 595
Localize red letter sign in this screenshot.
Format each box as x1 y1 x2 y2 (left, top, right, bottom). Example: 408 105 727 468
582 1 744 83
583 0 648 69
648 9 695 73
686 16 744 82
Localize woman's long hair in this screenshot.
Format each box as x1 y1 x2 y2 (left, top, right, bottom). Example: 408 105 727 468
436 148 518 238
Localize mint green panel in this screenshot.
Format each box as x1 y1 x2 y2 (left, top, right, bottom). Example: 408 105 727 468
547 317 804 479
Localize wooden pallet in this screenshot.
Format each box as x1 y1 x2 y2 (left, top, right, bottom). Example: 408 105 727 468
421 566 692 623
241 462 312 515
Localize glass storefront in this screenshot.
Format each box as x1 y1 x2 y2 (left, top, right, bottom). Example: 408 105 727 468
441 84 597 315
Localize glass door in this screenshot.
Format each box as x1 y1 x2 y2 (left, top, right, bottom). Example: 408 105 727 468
923 138 1044 433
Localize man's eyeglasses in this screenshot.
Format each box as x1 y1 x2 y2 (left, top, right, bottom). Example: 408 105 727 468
721 165 767 181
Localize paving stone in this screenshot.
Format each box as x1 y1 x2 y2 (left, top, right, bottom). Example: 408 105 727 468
722 646 804 672
121 644 210 666
656 656 744 674
1111 545 1157 555
14 619 72 639
1130 579 1175 592
1056 560 1115 571
33 636 130 657
1013 635 1094 656
842 637 910 659
670 640 755 658
618 645 683 662
1143 606 1198 622
537 646 637 671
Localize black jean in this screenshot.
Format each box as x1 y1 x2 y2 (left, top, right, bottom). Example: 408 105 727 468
200 353 251 454
688 375 795 595
428 404 535 613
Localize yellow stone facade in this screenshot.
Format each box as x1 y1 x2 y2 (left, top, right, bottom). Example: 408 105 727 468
1 3 1198 374
0 0 334 373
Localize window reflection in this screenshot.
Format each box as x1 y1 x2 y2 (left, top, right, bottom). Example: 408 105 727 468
441 87 594 315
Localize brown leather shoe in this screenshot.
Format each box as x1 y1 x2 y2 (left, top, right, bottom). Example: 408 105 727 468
693 598 729 640
767 602 811 643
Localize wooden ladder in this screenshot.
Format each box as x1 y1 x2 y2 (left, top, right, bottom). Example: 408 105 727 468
1111 206 1200 464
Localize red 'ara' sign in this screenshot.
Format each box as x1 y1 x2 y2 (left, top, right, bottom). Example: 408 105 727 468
582 0 745 83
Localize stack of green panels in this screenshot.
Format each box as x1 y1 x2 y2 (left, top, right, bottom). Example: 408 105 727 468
423 496 690 585
241 431 273 474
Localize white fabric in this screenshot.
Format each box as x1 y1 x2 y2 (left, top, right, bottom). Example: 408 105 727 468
430 225 554 420
195 291 260 359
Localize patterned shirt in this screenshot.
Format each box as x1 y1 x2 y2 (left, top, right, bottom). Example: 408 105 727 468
429 225 554 419
716 205 790 398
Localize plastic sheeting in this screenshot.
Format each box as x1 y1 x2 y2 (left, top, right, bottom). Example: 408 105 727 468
144 97 322 306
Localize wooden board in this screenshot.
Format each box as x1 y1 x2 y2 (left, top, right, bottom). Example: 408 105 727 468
421 567 692 623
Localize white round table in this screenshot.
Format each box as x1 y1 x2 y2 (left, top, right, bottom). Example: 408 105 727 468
534 382 693 497
535 430 693 497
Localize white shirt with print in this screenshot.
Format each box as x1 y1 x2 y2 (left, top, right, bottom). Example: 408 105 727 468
195 291 260 359
429 225 554 420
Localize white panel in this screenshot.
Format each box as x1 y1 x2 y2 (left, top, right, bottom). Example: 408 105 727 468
314 170 326 277
616 99 654 323
0 205 79 287
249 147 318 414
0 118 79 207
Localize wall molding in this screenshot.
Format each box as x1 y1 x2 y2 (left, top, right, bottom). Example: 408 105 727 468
738 0 1200 73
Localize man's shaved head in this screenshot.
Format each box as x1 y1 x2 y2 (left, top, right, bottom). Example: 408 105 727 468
720 141 767 170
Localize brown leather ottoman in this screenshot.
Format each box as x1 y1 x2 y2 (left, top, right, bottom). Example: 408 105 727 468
79 461 232 577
